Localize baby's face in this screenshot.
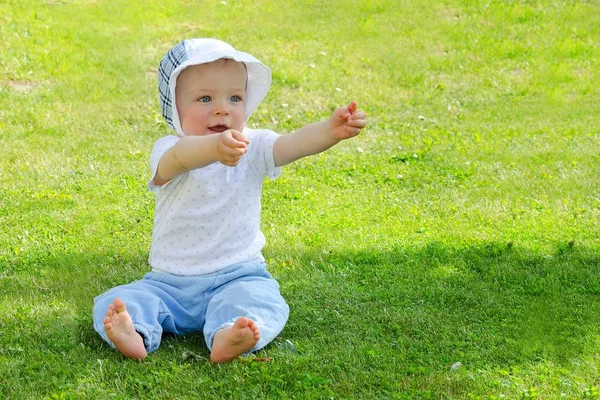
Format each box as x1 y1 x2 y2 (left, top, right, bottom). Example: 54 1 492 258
176 59 247 136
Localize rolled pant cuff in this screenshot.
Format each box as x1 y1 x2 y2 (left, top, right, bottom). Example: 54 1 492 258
132 322 154 353
206 319 236 351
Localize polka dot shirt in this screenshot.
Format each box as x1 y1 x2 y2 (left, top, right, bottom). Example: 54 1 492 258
147 128 281 275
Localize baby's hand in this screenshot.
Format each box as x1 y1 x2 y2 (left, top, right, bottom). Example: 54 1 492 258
330 101 367 140
217 130 249 166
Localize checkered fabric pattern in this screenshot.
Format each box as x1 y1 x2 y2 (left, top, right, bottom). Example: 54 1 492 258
158 41 187 132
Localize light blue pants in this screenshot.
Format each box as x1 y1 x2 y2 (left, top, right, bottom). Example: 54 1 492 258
93 262 289 354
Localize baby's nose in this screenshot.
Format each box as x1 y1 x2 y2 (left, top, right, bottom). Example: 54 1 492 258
213 101 229 116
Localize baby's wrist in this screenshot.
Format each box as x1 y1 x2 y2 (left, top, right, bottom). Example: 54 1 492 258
212 134 223 162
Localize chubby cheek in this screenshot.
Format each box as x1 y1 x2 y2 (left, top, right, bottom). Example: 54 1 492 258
231 110 246 131
181 111 210 136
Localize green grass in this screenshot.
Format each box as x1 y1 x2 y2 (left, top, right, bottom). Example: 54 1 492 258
1 0 599 398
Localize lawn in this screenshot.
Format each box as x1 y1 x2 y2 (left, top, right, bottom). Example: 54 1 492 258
1 0 599 398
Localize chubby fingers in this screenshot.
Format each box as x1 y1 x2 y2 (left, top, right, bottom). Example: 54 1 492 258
219 129 250 150
337 101 361 120
218 130 249 166
347 101 358 114
348 109 366 122
344 108 367 136
230 129 250 145
222 129 249 147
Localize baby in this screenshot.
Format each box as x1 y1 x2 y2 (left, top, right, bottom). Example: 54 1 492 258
92 38 366 362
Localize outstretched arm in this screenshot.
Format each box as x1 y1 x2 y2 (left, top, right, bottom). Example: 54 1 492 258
154 130 249 186
273 101 367 167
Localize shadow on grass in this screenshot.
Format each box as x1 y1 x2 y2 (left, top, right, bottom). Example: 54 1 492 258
270 241 600 370
3 241 600 376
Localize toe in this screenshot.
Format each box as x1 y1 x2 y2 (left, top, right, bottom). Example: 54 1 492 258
113 298 127 313
235 317 249 329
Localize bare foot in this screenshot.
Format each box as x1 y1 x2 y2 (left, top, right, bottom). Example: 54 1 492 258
210 317 260 363
103 298 147 360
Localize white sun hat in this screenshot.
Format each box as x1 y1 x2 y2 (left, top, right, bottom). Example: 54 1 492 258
158 38 271 136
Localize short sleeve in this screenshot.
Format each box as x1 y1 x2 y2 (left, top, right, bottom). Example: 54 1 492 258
245 128 282 180
147 135 180 192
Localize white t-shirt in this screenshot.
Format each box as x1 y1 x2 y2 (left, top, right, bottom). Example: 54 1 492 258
147 128 281 276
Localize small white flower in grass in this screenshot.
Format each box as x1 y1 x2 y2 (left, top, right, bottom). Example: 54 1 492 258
282 103 288 108
320 51 327 56
357 146 364 153
335 87 342 92
221 1 227 4
418 115 426 120
309 63 316 69
451 361 462 371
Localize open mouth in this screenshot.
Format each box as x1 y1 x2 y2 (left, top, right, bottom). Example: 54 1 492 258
209 124 229 133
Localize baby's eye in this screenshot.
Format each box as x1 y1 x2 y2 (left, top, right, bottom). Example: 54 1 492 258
198 96 211 103
230 95 242 103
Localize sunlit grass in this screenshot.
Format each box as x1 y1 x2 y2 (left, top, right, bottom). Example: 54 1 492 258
1 0 599 398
